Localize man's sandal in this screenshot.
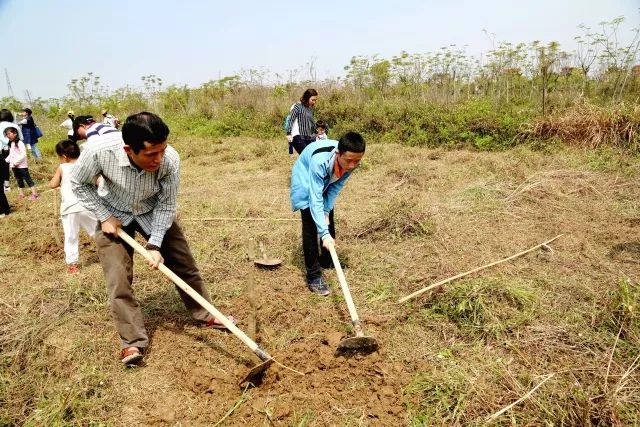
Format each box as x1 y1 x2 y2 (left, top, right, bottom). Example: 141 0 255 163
120 346 143 366
204 316 237 330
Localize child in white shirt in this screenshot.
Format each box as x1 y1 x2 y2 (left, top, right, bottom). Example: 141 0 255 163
316 121 328 140
4 126 38 200
49 139 98 273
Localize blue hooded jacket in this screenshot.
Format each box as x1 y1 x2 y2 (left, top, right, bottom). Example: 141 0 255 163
290 139 353 239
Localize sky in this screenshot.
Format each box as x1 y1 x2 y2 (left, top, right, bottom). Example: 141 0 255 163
1 0 638 100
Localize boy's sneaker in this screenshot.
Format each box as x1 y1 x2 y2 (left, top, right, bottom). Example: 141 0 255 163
67 264 80 274
307 277 331 296
28 194 39 201
121 347 143 366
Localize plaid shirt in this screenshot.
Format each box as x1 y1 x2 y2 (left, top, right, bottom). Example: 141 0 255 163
71 137 180 247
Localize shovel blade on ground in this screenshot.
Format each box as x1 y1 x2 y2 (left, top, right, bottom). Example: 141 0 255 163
253 258 282 268
334 336 379 357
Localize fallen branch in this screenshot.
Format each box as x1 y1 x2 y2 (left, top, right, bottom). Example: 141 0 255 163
485 373 555 422
183 217 299 222
398 234 564 303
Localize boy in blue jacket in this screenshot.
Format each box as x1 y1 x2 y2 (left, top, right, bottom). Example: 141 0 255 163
290 132 366 295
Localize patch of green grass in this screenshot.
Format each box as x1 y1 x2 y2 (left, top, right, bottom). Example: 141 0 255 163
405 366 468 424
364 281 395 304
22 364 109 426
423 278 537 338
291 410 316 426
601 277 640 338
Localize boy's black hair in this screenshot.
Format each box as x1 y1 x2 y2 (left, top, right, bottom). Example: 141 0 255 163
22 107 32 115
316 120 328 130
122 112 169 154
337 132 366 154
55 139 81 159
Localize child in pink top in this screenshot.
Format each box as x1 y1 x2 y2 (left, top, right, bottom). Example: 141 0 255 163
4 126 38 200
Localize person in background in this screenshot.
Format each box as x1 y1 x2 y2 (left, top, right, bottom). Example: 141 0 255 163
0 176 9 217
72 115 119 145
18 108 42 160
71 112 235 366
101 109 119 128
60 110 75 138
0 109 23 192
290 132 366 296
286 89 318 155
315 121 328 140
49 139 98 274
4 126 38 200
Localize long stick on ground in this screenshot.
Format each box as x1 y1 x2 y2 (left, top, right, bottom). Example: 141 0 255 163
485 373 554 422
182 217 299 222
398 234 564 303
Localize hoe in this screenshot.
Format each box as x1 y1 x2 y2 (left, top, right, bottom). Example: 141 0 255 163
253 241 282 269
327 242 379 356
118 229 273 385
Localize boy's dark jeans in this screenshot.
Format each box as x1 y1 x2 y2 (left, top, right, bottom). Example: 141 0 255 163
300 208 335 281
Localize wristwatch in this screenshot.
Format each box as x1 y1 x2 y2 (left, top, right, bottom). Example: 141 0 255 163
144 243 161 251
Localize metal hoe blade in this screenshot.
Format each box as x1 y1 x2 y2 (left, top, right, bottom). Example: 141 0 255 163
254 241 282 269
240 358 275 386
254 258 282 268
335 336 379 357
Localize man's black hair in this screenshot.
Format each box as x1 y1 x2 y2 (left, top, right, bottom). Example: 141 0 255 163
55 139 81 159
337 132 366 154
22 107 32 115
122 112 169 154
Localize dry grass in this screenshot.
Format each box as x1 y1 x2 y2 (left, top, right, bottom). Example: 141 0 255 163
1 136 640 425
521 103 640 150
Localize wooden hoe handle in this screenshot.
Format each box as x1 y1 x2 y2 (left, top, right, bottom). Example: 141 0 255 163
327 243 364 336
117 229 271 362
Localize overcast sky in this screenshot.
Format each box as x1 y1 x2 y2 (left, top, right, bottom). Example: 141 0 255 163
1 0 638 100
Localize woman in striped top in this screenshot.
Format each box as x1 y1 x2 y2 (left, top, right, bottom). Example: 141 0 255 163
286 88 318 155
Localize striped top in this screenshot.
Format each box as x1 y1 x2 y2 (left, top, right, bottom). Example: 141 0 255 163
85 122 119 141
286 102 315 138
71 137 180 247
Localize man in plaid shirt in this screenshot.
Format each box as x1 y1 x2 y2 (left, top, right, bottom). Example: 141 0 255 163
72 112 232 366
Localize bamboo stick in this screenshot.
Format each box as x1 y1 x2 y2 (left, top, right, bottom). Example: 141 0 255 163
485 374 555 422
398 234 564 303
